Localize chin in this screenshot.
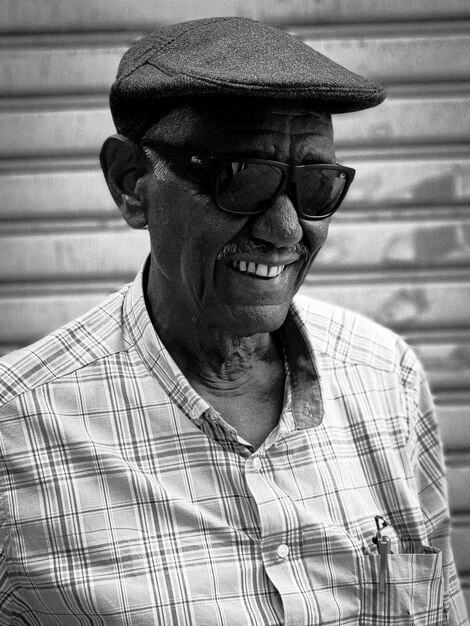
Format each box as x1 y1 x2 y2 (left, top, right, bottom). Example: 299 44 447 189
226 302 291 336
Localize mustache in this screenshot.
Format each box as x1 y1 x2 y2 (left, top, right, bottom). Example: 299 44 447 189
217 239 309 261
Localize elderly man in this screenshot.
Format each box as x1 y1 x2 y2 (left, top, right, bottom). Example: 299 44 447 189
0 17 468 626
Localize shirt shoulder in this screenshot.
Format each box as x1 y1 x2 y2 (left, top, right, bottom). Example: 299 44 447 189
0 285 133 409
292 294 421 379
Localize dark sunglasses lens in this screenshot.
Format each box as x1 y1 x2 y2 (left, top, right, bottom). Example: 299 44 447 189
217 161 283 212
297 168 349 217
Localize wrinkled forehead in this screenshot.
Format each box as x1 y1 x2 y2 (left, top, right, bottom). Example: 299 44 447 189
143 98 335 162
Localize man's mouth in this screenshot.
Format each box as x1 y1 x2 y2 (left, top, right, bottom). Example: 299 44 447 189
231 260 286 278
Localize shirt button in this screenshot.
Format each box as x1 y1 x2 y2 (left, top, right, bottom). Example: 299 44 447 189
277 544 289 559
252 457 262 471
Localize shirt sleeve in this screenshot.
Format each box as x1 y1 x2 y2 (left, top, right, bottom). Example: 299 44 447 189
406 347 469 626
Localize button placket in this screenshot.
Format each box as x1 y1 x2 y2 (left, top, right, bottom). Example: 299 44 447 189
244 451 313 624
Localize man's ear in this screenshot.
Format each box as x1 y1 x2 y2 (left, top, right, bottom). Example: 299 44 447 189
100 134 150 229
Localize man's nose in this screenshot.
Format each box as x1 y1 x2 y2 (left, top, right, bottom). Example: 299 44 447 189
249 192 303 249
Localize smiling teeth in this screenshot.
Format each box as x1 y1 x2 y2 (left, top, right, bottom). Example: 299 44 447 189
232 260 285 278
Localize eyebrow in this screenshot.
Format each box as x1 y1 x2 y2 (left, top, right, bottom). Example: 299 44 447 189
142 140 335 166
215 151 334 165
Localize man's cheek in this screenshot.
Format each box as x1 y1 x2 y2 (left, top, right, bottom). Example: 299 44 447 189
305 222 330 255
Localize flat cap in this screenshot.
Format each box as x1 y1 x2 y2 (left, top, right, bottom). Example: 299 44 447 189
110 16 386 139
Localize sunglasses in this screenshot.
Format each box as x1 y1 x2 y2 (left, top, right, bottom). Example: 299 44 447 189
141 141 355 220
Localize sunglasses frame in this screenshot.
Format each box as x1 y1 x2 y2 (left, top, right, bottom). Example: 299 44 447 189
141 140 355 220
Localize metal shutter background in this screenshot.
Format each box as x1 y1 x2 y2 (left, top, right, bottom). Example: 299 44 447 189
0 0 469 613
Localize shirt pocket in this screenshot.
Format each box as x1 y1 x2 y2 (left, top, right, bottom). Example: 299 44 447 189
359 546 448 626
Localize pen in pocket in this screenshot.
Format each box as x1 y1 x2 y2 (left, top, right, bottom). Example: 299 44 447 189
377 534 392 593
373 515 394 594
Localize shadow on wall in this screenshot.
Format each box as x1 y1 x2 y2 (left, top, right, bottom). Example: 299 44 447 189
384 222 470 267
379 169 469 328
413 172 460 205
384 167 470 266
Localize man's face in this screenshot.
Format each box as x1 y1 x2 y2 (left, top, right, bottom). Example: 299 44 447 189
141 100 335 336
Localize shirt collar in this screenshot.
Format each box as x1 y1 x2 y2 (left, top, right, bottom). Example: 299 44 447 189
124 258 324 431
280 303 324 428
123 258 213 422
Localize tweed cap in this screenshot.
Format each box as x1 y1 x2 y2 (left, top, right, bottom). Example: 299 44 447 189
110 17 386 140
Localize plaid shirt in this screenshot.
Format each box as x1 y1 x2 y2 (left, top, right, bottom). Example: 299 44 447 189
0 263 467 626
